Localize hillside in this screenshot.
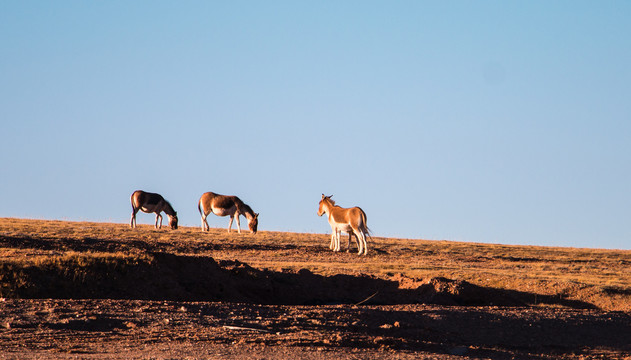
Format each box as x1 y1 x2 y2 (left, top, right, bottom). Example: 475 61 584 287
1 218 629 310
1 218 630 359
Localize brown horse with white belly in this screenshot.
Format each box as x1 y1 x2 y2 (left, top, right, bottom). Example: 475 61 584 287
130 190 178 230
198 192 259 234
317 194 370 255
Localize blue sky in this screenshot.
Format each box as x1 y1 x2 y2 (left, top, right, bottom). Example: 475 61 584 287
1 2 630 249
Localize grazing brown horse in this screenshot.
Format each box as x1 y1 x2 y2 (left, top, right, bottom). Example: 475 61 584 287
317 194 370 255
130 190 178 230
198 192 259 234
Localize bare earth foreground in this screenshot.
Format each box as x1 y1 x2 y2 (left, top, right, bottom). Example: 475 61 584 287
0 218 630 359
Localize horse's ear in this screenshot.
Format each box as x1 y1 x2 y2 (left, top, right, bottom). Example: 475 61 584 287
321 194 325 199
255 213 259 218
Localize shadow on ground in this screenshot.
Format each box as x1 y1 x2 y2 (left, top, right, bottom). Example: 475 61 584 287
1 252 596 309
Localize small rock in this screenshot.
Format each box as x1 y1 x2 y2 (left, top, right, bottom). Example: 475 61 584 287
125 321 136 329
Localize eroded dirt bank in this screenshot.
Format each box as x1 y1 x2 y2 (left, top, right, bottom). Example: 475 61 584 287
1 251 604 308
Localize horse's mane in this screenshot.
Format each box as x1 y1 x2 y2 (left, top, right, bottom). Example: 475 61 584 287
240 202 254 216
164 201 177 216
324 196 336 206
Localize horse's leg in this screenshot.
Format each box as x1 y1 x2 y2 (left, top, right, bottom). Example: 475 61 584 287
346 233 351 252
353 228 364 255
235 213 241 234
227 215 234 232
330 231 336 250
330 227 338 251
337 231 342 252
201 213 209 231
346 233 353 253
334 230 341 252
362 231 368 255
130 208 138 228
155 213 162 229
358 229 368 255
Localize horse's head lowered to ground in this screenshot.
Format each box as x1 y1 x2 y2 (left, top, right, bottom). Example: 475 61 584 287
248 212 259 234
168 213 178 230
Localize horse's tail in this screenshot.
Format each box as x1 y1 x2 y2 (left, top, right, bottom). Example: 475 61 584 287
130 191 139 211
130 191 140 228
358 207 372 241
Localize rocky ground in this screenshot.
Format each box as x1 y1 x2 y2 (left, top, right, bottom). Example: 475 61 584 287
2 299 630 359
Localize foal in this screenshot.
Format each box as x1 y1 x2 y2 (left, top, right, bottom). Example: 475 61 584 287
317 194 370 255
198 192 259 234
130 190 178 230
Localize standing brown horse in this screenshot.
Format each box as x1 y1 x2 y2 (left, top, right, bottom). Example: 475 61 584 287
317 194 370 255
198 192 259 234
130 190 178 230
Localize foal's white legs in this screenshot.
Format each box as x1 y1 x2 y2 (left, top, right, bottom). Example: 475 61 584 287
329 229 365 254
330 231 336 250
334 230 342 252
330 229 340 252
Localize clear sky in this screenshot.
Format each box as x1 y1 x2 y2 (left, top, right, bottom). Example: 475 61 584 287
1 2 630 250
